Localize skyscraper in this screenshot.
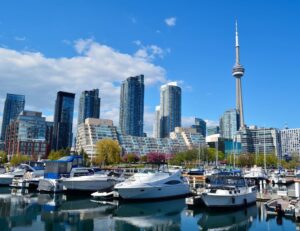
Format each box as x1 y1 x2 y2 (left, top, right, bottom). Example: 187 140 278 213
159 82 181 138
153 105 161 138
52 91 75 150
119 75 144 137
78 89 100 125
232 21 245 129
192 118 206 137
1 93 25 141
219 109 240 139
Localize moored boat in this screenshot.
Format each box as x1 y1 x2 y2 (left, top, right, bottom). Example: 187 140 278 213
201 176 257 208
114 169 190 200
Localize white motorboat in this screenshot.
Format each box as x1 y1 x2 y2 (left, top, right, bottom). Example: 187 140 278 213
62 168 122 192
0 163 44 186
201 176 257 208
244 165 268 181
114 169 190 200
38 155 83 193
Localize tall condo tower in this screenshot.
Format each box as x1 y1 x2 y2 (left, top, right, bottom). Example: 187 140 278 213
1 93 25 141
119 75 144 137
52 91 75 150
77 89 100 125
159 82 181 138
232 21 245 129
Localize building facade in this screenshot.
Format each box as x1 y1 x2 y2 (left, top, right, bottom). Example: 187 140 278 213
119 75 144 137
1 93 25 141
191 118 206 138
280 128 300 157
75 119 201 159
52 91 75 151
220 109 240 139
153 105 161 138
236 126 281 157
77 89 100 125
207 126 220 136
159 82 181 138
5 111 53 160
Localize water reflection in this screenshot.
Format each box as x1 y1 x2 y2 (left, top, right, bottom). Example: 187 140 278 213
113 199 185 230
198 205 257 231
0 188 39 231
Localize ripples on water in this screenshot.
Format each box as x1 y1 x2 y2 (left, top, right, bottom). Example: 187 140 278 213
0 187 297 231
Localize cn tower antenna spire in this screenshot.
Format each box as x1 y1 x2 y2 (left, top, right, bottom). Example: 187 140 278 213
232 21 245 129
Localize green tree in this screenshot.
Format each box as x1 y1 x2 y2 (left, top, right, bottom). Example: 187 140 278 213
0 151 7 164
10 154 30 166
95 139 121 166
237 154 255 167
48 148 70 160
79 148 90 166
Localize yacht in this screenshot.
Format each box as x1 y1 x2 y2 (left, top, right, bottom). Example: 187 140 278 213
0 163 44 186
244 165 268 181
201 176 257 208
114 169 190 200
62 167 123 192
38 155 83 193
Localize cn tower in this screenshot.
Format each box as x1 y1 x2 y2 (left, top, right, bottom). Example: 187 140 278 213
232 21 245 129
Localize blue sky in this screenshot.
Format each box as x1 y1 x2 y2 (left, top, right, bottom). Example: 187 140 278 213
0 0 300 134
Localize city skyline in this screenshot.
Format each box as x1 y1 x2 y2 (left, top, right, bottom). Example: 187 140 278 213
0 1 300 136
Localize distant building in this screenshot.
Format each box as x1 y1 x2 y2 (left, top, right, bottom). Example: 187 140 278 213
206 134 241 156
220 109 240 139
170 127 206 149
75 119 198 159
1 93 25 141
207 126 220 136
119 75 144 137
52 91 75 151
236 126 281 157
280 128 300 157
77 89 100 125
191 118 206 138
0 141 4 151
159 82 181 138
5 111 53 160
153 106 161 138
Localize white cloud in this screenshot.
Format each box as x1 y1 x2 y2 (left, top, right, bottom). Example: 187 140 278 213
165 17 176 27
182 116 195 127
134 41 170 61
0 39 167 132
205 120 219 127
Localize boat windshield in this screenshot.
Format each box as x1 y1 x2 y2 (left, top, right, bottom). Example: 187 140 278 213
210 177 246 187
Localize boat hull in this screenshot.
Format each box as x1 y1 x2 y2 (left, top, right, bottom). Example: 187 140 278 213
116 184 190 200
62 178 115 192
38 178 64 193
0 175 14 186
201 191 256 208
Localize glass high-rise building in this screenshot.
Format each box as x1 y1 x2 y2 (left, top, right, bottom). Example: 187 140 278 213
78 89 100 125
52 91 75 150
5 111 53 160
219 109 240 139
192 118 206 138
159 82 181 138
119 75 144 137
1 93 25 141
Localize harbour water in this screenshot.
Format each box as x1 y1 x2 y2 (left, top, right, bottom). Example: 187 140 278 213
0 187 297 231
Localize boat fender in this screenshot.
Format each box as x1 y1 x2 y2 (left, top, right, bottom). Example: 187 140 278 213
232 197 235 204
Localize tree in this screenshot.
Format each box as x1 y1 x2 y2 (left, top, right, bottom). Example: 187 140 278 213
146 152 166 164
95 139 121 166
79 148 90 166
10 154 30 166
0 151 7 164
123 153 140 163
48 148 70 160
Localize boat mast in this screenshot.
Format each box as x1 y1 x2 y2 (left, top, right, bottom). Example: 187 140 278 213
264 127 267 172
